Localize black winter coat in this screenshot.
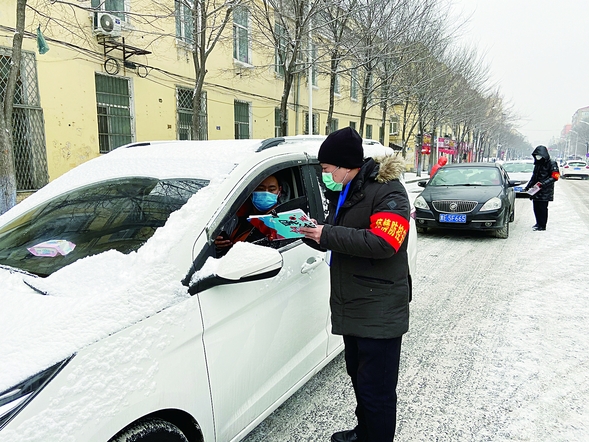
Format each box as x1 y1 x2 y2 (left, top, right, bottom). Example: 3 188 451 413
525 145 559 201
308 155 411 339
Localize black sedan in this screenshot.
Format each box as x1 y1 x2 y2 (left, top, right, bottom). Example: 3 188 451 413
414 162 517 238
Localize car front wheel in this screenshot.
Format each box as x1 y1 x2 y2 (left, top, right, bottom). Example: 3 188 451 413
110 418 189 442
494 217 509 239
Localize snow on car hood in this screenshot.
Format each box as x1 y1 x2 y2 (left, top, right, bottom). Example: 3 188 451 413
0 181 221 393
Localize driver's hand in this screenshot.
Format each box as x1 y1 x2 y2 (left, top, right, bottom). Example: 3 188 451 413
214 235 232 248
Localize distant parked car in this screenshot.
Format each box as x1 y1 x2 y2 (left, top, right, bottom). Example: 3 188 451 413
414 162 517 239
502 160 534 197
560 160 589 179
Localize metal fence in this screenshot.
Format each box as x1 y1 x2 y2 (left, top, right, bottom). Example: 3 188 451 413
0 47 48 191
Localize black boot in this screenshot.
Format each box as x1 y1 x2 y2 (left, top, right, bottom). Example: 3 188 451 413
331 429 363 442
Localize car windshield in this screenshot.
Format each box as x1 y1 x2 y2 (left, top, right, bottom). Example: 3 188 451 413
503 162 534 173
430 167 501 186
0 177 209 277
567 162 586 167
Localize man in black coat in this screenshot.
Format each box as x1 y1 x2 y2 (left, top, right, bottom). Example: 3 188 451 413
300 127 411 442
524 145 560 231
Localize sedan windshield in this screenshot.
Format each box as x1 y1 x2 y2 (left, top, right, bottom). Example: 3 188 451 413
503 162 534 173
430 167 501 186
0 177 208 277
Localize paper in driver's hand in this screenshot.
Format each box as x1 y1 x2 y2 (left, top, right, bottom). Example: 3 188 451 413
526 183 541 195
247 209 316 240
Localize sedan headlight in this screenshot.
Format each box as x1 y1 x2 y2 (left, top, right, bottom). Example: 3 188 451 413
0 357 72 430
414 195 429 210
480 197 502 212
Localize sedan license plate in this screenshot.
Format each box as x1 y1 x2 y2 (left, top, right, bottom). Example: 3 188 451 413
439 213 466 223
514 186 524 192
574 167 581 170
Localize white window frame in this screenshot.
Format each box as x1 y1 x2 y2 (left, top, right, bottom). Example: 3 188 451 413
234 100 251 139
304 111 320 135
233 7 251 66
350 68 358 101
311 43 318 87
95 73 135 153
175 0 194 46
274 21 286 76
390 116 399 135
92 0 130 23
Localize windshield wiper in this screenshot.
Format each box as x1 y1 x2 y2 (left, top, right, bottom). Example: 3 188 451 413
0 264 37 277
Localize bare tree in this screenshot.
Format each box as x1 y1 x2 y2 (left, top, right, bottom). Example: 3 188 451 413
249 0 324 136
180 0 243 139
317 0 358 135
0 0 26 214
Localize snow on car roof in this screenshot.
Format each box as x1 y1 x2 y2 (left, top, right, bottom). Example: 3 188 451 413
0 140 262 226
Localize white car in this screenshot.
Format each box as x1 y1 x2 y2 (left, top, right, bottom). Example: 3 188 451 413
560 160 589 179
0 137 416 442
501 160 534 196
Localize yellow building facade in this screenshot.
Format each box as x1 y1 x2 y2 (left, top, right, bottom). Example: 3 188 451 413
0 0 391 190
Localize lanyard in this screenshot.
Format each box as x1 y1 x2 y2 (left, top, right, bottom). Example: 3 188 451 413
334 182 351 223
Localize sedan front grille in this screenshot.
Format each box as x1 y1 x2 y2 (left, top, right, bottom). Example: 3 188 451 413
432 200 478 214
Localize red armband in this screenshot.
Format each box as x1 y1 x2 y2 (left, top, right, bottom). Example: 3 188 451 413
552 171 560 180
369 212 409 252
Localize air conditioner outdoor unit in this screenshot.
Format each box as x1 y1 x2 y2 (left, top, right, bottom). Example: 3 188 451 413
95 12 122 37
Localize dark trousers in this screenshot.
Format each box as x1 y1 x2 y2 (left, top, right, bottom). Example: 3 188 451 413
343 335 402 442
533 200 549 228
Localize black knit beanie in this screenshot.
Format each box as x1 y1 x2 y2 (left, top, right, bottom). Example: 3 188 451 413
318 127 364 168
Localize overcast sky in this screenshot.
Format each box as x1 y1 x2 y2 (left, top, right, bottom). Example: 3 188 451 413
450 0 589 147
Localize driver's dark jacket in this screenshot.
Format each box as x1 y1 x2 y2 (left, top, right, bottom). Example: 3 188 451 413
525 145 559 201
305 156 411 339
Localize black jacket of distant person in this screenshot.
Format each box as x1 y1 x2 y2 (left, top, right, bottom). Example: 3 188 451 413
525 145 560 201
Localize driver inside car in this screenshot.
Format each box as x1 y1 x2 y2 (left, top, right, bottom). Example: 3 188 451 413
214 174 282 255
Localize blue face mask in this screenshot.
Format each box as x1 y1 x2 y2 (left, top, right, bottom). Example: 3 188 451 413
252 191 279 211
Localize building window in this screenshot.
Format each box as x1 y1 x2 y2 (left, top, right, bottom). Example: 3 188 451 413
0 47 48 191
275 22 286 76
329 118 339 133
177 87 207 140
349 121 356 131
366 124 373 140
304 112 319 135
233 7 250 64
334 72 340 95
350 68 358 100
95 73 133 153
175 0 193 45
234 100 250 139
91 0 127 22
275 107 288 137
390 116 399 135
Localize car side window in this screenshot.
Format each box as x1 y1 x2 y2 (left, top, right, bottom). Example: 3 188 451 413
214 165 310 255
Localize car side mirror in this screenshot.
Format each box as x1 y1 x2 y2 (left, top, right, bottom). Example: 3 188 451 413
507 180 518 187
418 180 428 188
188 243 283 295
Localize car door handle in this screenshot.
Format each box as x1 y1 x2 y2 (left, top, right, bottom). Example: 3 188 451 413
301 255 325 274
